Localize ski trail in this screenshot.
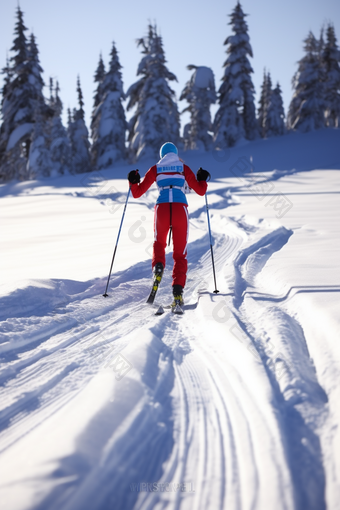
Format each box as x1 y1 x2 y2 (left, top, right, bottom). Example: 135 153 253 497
227 222 328 510
0 207 329 510
232 226 293 308
182 297 295 510
126 223 297 510
0 275 158 453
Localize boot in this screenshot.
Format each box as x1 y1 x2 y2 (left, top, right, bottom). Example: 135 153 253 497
154 262 164 277
171 284 184 307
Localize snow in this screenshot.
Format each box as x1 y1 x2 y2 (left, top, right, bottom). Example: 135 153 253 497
193 66 215 89
1 128 340 509
6 123 33 151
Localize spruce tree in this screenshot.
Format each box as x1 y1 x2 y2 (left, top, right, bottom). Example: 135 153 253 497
261 72 273 136
287 31 325 132
258 70 272 137
67 107 74 174
27 99 52 179
91 42 127 170
27 33 45 98
180 65 216 150
322 24 340 127
257 70 266 136
264 82 285 137
90 54 105 168
0 60 12 180
0 9 48 181
48 77 62 115
68 77 91 174
213 2 259 148
126 24 180 160
50 82 72 176
92 54 106 110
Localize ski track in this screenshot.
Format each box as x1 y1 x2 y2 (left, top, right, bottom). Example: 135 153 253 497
0 198 329 510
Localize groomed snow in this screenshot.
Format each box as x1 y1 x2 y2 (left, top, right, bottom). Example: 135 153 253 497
1 128 340 510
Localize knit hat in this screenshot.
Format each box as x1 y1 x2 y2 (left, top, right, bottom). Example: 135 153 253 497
159 142 178 159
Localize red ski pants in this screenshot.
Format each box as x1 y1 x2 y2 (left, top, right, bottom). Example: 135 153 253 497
152 203 189 288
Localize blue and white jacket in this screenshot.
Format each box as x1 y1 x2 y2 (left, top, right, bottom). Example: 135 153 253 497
156 153 187 205
129 153 208 204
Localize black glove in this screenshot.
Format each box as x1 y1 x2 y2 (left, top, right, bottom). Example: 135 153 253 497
128 169 140 184
197 167 211 182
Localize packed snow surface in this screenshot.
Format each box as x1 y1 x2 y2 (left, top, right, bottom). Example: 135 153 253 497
1 129 340 510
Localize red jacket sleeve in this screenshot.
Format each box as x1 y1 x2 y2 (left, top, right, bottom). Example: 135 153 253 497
184 165 208 196
130 165 157 198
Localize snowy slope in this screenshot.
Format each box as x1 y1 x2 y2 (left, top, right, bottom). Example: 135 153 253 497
1 129 340 510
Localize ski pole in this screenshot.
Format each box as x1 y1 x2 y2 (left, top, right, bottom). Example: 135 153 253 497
205 193 219 294
103 187 131 297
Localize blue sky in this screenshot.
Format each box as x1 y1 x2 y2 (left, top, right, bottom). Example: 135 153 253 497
1 0 340 132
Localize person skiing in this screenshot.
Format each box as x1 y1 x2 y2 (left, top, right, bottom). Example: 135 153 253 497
127 142 210 309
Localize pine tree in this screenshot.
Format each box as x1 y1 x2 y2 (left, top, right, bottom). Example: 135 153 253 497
0 8 49 181
50 82 72 175
213 2 259 148
27 99 52 179
26 33 45 100
257 70 266 136
126 24 180 160
1 57 12 110
0 59 12 180
264 82 285 136
67 107 74 173
322 24 340 128
287 31 325 132
54 81 63 117
261 72 273 135
257 70 272 137
48 77 62 115
91 42 127 170
68 77 91 174
180 65 216 150
92 54 106 110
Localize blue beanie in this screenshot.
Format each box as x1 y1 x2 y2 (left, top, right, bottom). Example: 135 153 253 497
160 142 178 159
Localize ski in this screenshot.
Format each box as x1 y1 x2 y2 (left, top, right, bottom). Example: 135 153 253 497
154 304 184 315
146 277 161 304
146 265 163 304
172 304 184 315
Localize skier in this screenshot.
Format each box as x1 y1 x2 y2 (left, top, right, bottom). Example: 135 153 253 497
128 142 210 309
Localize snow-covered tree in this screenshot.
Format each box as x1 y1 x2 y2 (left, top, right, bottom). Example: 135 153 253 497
264 82 285 137
180 65 216 150
48 78 63 117
92 54 106 110
1 58 11 110
27 100 52 179
91 42 127 170
287 31 325 132
257 71 285 138
0 8 48 181
213 2 259 148
49 82 72 176
257 70 271 137
68 77 91 174
322 24 340 128
126 24 180 160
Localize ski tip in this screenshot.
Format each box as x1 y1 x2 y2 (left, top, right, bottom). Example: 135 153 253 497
172 304 184 315
155 305 165 315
